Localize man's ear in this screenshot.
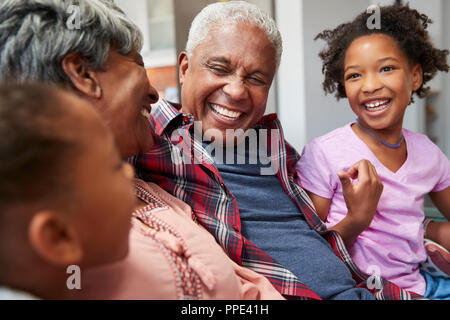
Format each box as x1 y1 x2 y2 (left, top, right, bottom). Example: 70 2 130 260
412 63 424 92
62 53 102 99
28 211 83 267
178 52 189 85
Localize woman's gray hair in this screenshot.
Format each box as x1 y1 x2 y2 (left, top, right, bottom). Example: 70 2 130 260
185 1 283 68
0 0 142 84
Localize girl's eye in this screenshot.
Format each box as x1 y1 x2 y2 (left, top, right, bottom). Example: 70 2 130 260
381 66 394 72
346 73 360 80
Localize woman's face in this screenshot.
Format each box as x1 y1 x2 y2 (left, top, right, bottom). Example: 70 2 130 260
94 50 159 158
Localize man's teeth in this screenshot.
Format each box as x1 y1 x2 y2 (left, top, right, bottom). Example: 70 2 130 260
210 103 242 120
365 100 390 111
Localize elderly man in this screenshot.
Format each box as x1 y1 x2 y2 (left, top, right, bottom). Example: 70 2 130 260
132 1 419 300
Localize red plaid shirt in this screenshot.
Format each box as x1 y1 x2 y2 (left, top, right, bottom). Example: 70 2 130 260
131 100 421 300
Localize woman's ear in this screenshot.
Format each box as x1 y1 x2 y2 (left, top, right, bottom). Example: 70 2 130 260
412 64 424 92
62 53 102 99
28 211 83 267
178 52 189 86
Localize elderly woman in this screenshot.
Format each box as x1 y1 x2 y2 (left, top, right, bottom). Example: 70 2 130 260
0 0 283 300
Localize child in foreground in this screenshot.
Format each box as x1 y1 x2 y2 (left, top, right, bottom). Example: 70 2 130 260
0 82 136 299
296 4 450 299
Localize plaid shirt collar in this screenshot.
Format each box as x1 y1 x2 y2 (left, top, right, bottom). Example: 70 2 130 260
151 101 186 136
135 99 421 300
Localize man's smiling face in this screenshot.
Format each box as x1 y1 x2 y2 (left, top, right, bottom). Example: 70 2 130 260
178 22 277 139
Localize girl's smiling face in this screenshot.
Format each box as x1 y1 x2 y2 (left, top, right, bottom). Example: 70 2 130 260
343 34 423 133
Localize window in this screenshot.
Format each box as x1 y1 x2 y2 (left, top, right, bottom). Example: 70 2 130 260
116 0 179 102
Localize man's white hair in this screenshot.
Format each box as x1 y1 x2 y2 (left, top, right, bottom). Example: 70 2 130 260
185 1 282 68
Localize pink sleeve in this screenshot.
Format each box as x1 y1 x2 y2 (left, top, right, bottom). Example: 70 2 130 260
296 140 336 199
230 260 285 300
432 149 450 193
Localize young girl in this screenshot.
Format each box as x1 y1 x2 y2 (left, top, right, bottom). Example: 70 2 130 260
296 4 450 299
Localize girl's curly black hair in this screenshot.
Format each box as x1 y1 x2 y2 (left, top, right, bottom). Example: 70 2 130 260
315 4 449 101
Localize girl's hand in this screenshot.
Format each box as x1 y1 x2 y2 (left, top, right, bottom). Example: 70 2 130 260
331 160 384 247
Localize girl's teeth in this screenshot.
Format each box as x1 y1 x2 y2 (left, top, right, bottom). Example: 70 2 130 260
210 103 242 120
365 100 389 111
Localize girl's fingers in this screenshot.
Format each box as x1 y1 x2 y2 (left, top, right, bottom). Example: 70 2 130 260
351 160 370 181
347 165 359 180
340 159 381 187
338 171 354 196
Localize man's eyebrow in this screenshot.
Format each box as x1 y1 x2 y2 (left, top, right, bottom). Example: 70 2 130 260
205 57 231 65
204 56 272 79
252 69 272 78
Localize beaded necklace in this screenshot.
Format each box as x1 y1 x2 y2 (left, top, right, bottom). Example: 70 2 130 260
356 118 404 148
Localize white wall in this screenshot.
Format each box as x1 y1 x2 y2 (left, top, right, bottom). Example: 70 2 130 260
433 0 450 157
275 0 306 151
443 0 450 157
302 0 370 146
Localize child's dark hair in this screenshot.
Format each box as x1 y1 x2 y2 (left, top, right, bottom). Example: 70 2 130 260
0 82 80 212
315 4 449 101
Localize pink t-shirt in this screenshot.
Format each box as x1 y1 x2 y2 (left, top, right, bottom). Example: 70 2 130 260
296 123 450 295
